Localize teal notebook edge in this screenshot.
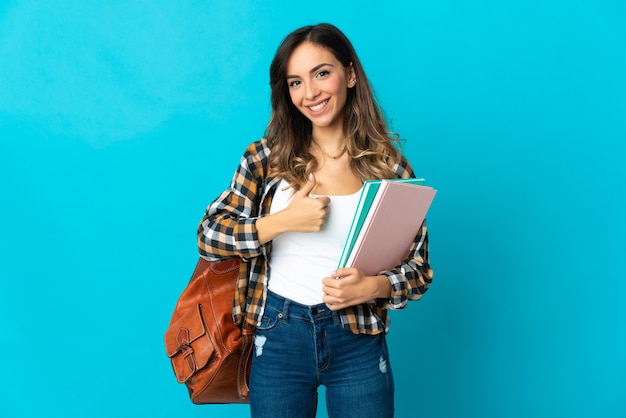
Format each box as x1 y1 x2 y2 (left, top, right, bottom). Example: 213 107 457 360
338 177 426 269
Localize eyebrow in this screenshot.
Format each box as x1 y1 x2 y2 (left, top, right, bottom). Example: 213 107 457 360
286 63 334 79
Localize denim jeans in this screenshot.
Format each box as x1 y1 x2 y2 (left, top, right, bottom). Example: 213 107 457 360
249 291 395 418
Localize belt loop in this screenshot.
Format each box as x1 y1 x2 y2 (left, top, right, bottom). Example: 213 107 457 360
282 297 290 323
332 310 341 326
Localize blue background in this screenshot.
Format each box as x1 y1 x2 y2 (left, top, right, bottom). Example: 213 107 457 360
1 1 624 417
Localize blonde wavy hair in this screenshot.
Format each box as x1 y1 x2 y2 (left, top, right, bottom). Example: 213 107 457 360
265 23 402 190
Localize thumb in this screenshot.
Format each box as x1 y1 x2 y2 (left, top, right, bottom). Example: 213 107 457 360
298 173 316 197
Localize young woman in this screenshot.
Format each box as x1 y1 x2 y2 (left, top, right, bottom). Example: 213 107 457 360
198 23 433 418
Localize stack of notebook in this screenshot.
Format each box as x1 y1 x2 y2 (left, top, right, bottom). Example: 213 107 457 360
338 178 437 275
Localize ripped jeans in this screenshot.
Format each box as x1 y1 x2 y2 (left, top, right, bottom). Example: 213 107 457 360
249 290 394 418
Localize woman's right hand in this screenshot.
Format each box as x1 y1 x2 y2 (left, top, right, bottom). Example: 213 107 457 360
256 174 330 244
283 173 330 232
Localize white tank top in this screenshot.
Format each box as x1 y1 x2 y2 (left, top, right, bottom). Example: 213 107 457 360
268 179 361 305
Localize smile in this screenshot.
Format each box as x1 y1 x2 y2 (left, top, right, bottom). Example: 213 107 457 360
308 100 328 112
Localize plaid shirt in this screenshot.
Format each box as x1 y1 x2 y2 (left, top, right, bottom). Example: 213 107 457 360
198 138 433 335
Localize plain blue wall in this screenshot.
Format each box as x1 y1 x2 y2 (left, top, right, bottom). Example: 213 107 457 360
1 1 624 417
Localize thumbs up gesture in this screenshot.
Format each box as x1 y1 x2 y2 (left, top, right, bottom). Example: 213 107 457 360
256 173 330 245
285 173 331 233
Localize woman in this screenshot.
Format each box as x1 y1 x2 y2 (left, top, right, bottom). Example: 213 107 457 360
198 23 433 418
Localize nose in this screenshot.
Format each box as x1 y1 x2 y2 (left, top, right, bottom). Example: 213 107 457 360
304 82 320 100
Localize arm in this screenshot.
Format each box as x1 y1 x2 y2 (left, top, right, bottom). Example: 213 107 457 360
322 155 433 310
382 156 434 308
380 220 433 309
197 142 267 261
321 220 432 310
198 142 330 261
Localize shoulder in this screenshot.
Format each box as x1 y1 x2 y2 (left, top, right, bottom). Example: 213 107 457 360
392 154 416 179
239 138 271 177
244 138 271 160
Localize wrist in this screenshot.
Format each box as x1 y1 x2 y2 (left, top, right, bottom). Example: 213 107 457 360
256 211 289 245
370 274 392 300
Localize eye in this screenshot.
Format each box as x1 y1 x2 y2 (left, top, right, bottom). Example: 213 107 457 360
288 79 301 88
316 70 330 78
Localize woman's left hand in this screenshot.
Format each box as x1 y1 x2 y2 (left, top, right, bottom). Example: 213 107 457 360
321 268 391 310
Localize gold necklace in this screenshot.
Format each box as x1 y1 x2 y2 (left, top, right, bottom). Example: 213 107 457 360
313 141 347 159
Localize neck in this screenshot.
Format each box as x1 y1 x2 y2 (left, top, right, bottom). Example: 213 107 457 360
311 125 346 149
311 136 348 160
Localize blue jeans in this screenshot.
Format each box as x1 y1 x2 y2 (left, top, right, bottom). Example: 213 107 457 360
250 291 395 418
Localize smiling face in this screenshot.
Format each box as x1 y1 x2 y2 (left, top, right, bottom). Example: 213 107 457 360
286 41 356 136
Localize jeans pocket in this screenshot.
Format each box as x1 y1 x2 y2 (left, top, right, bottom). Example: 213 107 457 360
255 305 283 332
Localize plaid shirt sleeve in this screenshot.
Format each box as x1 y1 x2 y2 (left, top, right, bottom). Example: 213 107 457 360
380 156 434 310
339 155 434 334
197 140 269 261
380 221 432 309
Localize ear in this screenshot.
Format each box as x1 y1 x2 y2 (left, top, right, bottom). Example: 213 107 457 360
347 63 356 88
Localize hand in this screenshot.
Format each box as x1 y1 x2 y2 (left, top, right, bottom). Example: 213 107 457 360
321 268 391 310
256 174 330 244
283 173 330 233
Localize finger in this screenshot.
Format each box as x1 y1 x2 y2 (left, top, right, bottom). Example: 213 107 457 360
297 173 317 197
321 284 335 299
322 277 341 289
317 196 331 207
329 268 352 279
323 293 342 310
326 302 341 311
326 296 348 311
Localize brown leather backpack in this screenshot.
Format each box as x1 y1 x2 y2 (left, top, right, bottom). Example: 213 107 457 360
164 257 253 404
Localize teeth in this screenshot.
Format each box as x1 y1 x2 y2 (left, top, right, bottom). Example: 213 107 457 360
309 100 328 112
